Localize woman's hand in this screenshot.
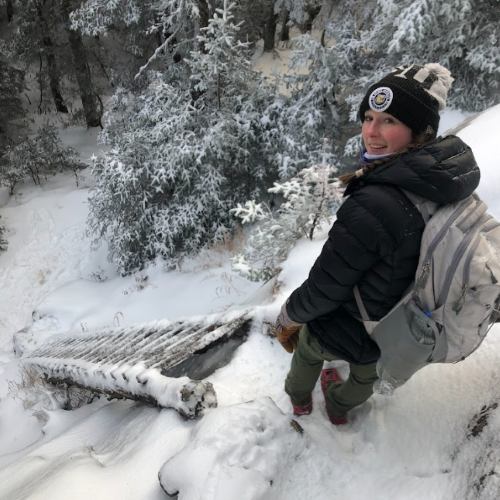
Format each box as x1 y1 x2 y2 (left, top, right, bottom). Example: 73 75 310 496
274 302 302 353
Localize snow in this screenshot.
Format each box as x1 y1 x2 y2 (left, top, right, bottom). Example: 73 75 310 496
1 85 500 500
454 103 500 215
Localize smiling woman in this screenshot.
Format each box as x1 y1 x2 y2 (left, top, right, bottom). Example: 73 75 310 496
273 63 481 426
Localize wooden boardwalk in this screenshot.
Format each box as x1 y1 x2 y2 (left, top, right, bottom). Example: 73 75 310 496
24 311 251 419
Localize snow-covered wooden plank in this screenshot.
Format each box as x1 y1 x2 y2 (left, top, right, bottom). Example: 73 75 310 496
23 311 251 419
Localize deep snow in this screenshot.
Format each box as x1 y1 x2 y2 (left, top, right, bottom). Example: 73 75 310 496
1 85 500 499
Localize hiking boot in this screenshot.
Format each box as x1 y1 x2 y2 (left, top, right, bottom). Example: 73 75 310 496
321 368 348 425
291 394 312 416
325 408 348 425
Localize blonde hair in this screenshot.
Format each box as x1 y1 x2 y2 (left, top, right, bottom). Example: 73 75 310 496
339 127 436 186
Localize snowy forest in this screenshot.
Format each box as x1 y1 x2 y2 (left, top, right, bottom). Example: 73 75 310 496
0 0 499 274
1 1 500 500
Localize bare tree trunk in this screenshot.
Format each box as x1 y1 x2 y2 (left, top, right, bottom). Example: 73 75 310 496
155 30 163 49
37 54 44 114
263 4 278 52
279 10 290 42
6 0 13 22
61 0 102 128
35 1 68 113
43 36 69 113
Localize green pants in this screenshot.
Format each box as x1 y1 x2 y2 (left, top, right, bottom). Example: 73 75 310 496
285 325 378 418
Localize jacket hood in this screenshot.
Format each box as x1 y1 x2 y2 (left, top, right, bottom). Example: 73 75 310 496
344 135 480 204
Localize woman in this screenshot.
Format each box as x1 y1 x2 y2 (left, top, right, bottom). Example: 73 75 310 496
275 63 481 425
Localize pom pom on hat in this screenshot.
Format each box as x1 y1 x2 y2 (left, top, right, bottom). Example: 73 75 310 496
359 63 454 136
421 63 454 110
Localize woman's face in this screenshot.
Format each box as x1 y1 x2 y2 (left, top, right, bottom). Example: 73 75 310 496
362 110 413 155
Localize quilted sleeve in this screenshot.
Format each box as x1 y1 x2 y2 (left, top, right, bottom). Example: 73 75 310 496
286 186 400 323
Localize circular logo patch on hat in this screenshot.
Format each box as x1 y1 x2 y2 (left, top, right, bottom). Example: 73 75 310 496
368 87 393 112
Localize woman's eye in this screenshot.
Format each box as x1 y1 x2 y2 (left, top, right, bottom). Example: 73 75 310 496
364 116 372 122
385 118 394 124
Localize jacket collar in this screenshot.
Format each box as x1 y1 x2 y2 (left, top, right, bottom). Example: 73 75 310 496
344 135 480 205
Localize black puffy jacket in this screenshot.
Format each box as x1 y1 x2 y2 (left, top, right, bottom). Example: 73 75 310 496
286 135 480 365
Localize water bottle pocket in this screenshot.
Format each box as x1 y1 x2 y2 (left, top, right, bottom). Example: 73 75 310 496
406 301 437 346
371 299 436 382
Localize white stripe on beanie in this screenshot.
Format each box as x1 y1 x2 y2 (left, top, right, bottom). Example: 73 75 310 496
393 63 453 110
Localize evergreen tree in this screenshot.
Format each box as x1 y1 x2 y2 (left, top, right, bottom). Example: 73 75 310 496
69 0 143 37
380 0 500 110
88 1 282 274
6 0 104 125
70 0 161 88
8 0 70 113
327 0 500 115
274 33 355 178
0 124 85 195
232 145 343 281
0 218 7 253
61 0 102 127
274 0 321 28
0 58 25 151
72 0 210 75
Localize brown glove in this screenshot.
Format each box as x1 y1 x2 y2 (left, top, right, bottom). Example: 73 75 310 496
275 324 301 353
274 302 303 353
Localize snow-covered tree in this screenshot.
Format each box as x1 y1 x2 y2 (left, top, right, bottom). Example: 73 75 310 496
0 124 84 195
88 1 282 274
274 0 321 29
7 0 67 112
72 0 212 77
0 58 25 150
60 0 103 127
69 0 143 37
7 0 69 113
232 144 343 281
328 0 500 115
273 33 356 177
382 0 500 110
5 0 106 124
69 0 154 88
0 220 7 253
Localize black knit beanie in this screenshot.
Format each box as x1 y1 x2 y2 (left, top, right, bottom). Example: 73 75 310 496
359 63 454 136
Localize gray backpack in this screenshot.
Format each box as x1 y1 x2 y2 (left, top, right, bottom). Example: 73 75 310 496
354 192 500 394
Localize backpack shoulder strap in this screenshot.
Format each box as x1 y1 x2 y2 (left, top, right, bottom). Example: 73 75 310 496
400 189 440 223
353 285 370 321
353 190 437 322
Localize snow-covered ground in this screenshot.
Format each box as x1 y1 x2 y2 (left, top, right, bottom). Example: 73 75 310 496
1 89 500 500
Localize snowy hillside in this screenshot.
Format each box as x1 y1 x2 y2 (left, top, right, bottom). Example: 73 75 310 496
1 99 500 500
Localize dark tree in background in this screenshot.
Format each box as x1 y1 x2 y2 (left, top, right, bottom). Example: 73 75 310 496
5 0 13 22
8 1 70 114
263 0 278 52
0 59 25 150
36 1 69 113
7 0 103 127
61 0 102 127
